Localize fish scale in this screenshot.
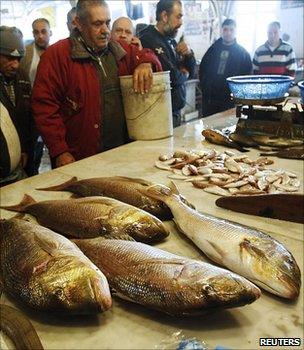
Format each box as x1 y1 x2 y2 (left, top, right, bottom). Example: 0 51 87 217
0 195 169 243
73 238 260 316
0 218 112 314
37 176 176 220
142 184 301 300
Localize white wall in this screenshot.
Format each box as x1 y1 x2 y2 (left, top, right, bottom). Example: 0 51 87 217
278 5 304 58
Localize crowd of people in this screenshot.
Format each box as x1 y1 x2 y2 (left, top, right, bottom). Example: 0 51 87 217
0 0 297 187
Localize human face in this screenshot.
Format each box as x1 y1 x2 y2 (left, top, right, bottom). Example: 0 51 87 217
163 3 183 38
222 25 236 45
0 54 20 78
111 18 133 44
267 25 280 46
33 21 52 49
76 5 111 51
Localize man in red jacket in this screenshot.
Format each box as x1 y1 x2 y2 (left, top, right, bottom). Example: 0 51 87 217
32 0 162 168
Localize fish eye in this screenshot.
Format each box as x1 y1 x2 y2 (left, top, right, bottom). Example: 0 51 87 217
203 284 213 293
54 287 65 299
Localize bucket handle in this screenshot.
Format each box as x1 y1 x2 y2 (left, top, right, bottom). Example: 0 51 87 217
126 92 167 121
122 83 171 97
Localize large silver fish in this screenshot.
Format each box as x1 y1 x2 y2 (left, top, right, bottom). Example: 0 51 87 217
141 184 301 299
37 176 194 220
0 195 169 243
73 238 261 316
0 218 112 314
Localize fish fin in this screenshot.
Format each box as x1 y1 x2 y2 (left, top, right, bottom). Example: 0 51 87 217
168 180 180 195
0 194 36 213
205 240 225 264
36 176 78 191
239 238 269 261
34 233 60 256
12 213 26 220
114 176 153 187
70 193 81 199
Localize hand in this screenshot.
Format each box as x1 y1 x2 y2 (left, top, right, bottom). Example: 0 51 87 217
180 67 189 78
20 153 28 168
55 152 75 168
133 63 153 94
176 41 191 56
131 36 143 50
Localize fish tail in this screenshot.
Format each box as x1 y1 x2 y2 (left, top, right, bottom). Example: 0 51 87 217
36 177 78 192
0 194 36 213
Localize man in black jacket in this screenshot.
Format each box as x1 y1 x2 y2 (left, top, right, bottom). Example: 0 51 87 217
0 26 34 185
199 19 252 117
140 0 196 127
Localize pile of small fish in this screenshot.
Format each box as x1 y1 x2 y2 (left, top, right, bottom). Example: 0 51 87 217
155 149 301 196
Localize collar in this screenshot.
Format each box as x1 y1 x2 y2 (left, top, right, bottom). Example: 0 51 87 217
70 29 126 61
0 72 15 85
265 39 282 50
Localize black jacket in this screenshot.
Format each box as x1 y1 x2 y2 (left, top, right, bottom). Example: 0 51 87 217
0 71 34 178
199 38 252 103
140 25 196 112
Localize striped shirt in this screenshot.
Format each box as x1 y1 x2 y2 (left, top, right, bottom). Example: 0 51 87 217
253 39 296 76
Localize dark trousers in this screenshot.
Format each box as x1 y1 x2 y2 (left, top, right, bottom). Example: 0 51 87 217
201 98 234 118
24 139 45 176
173 111 181 127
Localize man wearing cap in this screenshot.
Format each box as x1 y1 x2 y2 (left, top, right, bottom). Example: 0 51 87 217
0 26 33 186
32 0 162 168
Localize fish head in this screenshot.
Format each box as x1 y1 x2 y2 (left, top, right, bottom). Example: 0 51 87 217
202 129 219 142
30 256 111 314
240 237 301 299
120 209 170 243
202 271 261 308
174 262 260 313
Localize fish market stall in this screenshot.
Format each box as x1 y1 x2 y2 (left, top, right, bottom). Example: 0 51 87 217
0 112 303 350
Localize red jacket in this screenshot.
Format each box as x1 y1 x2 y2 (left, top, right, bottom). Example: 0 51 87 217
31 35 162 160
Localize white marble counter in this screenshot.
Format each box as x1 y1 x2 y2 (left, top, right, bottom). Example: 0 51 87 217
1 113 303 350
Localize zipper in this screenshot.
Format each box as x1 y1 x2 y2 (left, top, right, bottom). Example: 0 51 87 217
97 57 107 78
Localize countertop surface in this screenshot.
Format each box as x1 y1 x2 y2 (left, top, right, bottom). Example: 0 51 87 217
1 112 303 350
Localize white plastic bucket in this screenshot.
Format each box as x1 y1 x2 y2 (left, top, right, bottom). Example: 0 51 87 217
120 71 173 140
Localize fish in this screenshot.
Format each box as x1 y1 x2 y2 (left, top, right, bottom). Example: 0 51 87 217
36 176 194 220
0 304 44 350
140 184 301 299
73 238 261 316
229 132 259 147
260 146 304 160
0 195 169 243
202 129 248 152
250 135 303 148
0 218 112 314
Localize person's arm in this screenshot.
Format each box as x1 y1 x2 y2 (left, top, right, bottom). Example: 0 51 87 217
242 50 253 75
117 40 162 94
176 41 196 79
31 46 71 160
198 48 212 89
286 47 296 77
252 50 260 74
130 36 143 50
140 35 188 88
